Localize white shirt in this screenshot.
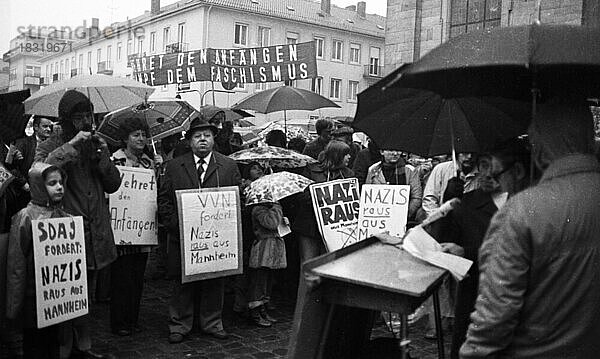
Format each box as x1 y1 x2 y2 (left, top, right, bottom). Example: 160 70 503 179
193 152 212 183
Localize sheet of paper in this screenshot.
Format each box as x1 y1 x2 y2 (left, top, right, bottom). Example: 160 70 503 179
402 225 472 280
278 217 291 237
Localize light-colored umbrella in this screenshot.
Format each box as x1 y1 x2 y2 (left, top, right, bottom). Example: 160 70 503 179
232 85 340 134
98 99 198 148
245 171 314 205
24 74 154 117
229 145 317 168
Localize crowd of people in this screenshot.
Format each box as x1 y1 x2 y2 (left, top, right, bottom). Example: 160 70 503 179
0 89 600 359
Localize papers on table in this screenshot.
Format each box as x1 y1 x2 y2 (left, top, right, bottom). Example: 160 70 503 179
402 226 473 281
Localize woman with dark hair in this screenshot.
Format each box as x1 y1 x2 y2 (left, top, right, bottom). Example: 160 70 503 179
292 141 354 263
110 118 163 336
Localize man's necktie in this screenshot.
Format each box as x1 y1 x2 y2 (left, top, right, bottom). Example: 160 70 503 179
197 158 205 186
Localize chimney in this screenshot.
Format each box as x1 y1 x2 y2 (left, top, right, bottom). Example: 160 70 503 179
321 0 331 15
357 1 366 19
151 0 161 15
90 18 99 38
345 5 356 11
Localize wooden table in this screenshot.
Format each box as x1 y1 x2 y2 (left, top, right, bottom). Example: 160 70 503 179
289 236 448 359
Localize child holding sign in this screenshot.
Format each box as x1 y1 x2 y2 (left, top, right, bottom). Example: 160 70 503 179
6 162 70 358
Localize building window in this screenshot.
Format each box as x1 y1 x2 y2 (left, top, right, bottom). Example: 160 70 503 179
78 54 83 69
236 82 246 90
332 40 343 61
45 64 49 78
107 45 112 62
330 78 341 100
9 68 16 86
258 26 270 47
117 42 122 61
450 0 501 38
137 38 144 55
178 23 185 44
65 60 69 76
25 65 41 77
350 43 361 64
163 27 170 50
286 32 298 44
256 82 268 91
234 23 248 46
348 80 359 101
71 56 76 69
97 49 102 64
150 32 156 53
127 40 133 55
369 47 381 76
312 76 323 95
314 36 324 59
87 51 92 69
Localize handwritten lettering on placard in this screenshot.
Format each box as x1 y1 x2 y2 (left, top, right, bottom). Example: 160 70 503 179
358 185 410 240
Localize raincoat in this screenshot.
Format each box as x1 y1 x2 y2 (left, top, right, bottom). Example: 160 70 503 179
6 162 71 327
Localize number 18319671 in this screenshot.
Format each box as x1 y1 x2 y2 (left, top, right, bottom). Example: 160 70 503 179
20 42 72 53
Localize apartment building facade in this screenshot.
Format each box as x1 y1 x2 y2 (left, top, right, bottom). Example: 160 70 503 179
29 0 385 118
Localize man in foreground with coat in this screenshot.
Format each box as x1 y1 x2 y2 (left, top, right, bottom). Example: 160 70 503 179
460 100 600 358
158 116 241 344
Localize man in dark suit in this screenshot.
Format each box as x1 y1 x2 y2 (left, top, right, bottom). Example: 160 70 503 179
5 116 53 182
158 116 242 344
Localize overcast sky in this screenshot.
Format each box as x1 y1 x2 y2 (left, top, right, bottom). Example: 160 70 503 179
1 0 387 55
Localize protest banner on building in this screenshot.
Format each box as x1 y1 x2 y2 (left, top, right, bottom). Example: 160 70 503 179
32 216 88 328
309 178 361 252
357 184 410 240
109 166 158 245
129 42 317 86
176 186 242 283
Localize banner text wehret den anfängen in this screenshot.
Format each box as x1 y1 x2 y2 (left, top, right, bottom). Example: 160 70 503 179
129 41 317 86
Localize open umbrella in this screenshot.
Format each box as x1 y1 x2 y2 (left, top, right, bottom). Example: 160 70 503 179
353 83 531 157
97 99 198 149
232 85 340 134
24 74 155 118
229 145 317 169
245 171 313 205
388 24 600 107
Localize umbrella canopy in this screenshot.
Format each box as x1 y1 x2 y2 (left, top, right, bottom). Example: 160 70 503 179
245 171 314 205
232 86 340 113
24 74 155 117
98 99 198 147
0 89 31 143
236 119 255 127
199 105 254 122
393 24 600 101
353 85 531 156
229 145 317 168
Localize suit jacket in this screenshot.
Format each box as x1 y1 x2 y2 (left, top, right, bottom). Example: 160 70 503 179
158 151 241 274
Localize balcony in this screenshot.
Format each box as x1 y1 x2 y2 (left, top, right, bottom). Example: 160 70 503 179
23 76 41 85
52 73 59 81
165 42 189 53
97 61 113 75
364 65 383 78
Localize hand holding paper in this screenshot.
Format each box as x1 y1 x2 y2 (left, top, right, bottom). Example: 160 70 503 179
402 226 472 281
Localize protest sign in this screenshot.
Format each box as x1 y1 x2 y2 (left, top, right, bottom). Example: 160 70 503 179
109 166 158 245
129 42 317 86
357 184 411 240
32 216 87 328
309 178 361 252
176 186 242 283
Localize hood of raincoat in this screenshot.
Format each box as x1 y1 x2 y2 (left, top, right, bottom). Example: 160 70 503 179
27 162 67 207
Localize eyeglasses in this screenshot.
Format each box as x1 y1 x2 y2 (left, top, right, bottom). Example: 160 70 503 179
490 162 515 182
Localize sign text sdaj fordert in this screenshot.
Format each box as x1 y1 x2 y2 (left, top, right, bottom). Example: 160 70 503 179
129 42 317 86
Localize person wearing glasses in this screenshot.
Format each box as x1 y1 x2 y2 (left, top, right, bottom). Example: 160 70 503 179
435 140 530 358
461 100 600 358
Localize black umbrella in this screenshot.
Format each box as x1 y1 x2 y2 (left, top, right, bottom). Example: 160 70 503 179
389 24 600 107
353 79 530 157
0 89 31 144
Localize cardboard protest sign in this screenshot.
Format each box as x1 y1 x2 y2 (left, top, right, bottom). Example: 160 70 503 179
32 216 88 328
129 42 317 86
309 178 361 252
109 166 158 245
357 185 411 240
176 187 242 283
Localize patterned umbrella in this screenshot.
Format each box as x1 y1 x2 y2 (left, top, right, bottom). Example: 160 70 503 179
98 99 198 147
229 145 317 168
24 74 154 117
245 171 313 205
